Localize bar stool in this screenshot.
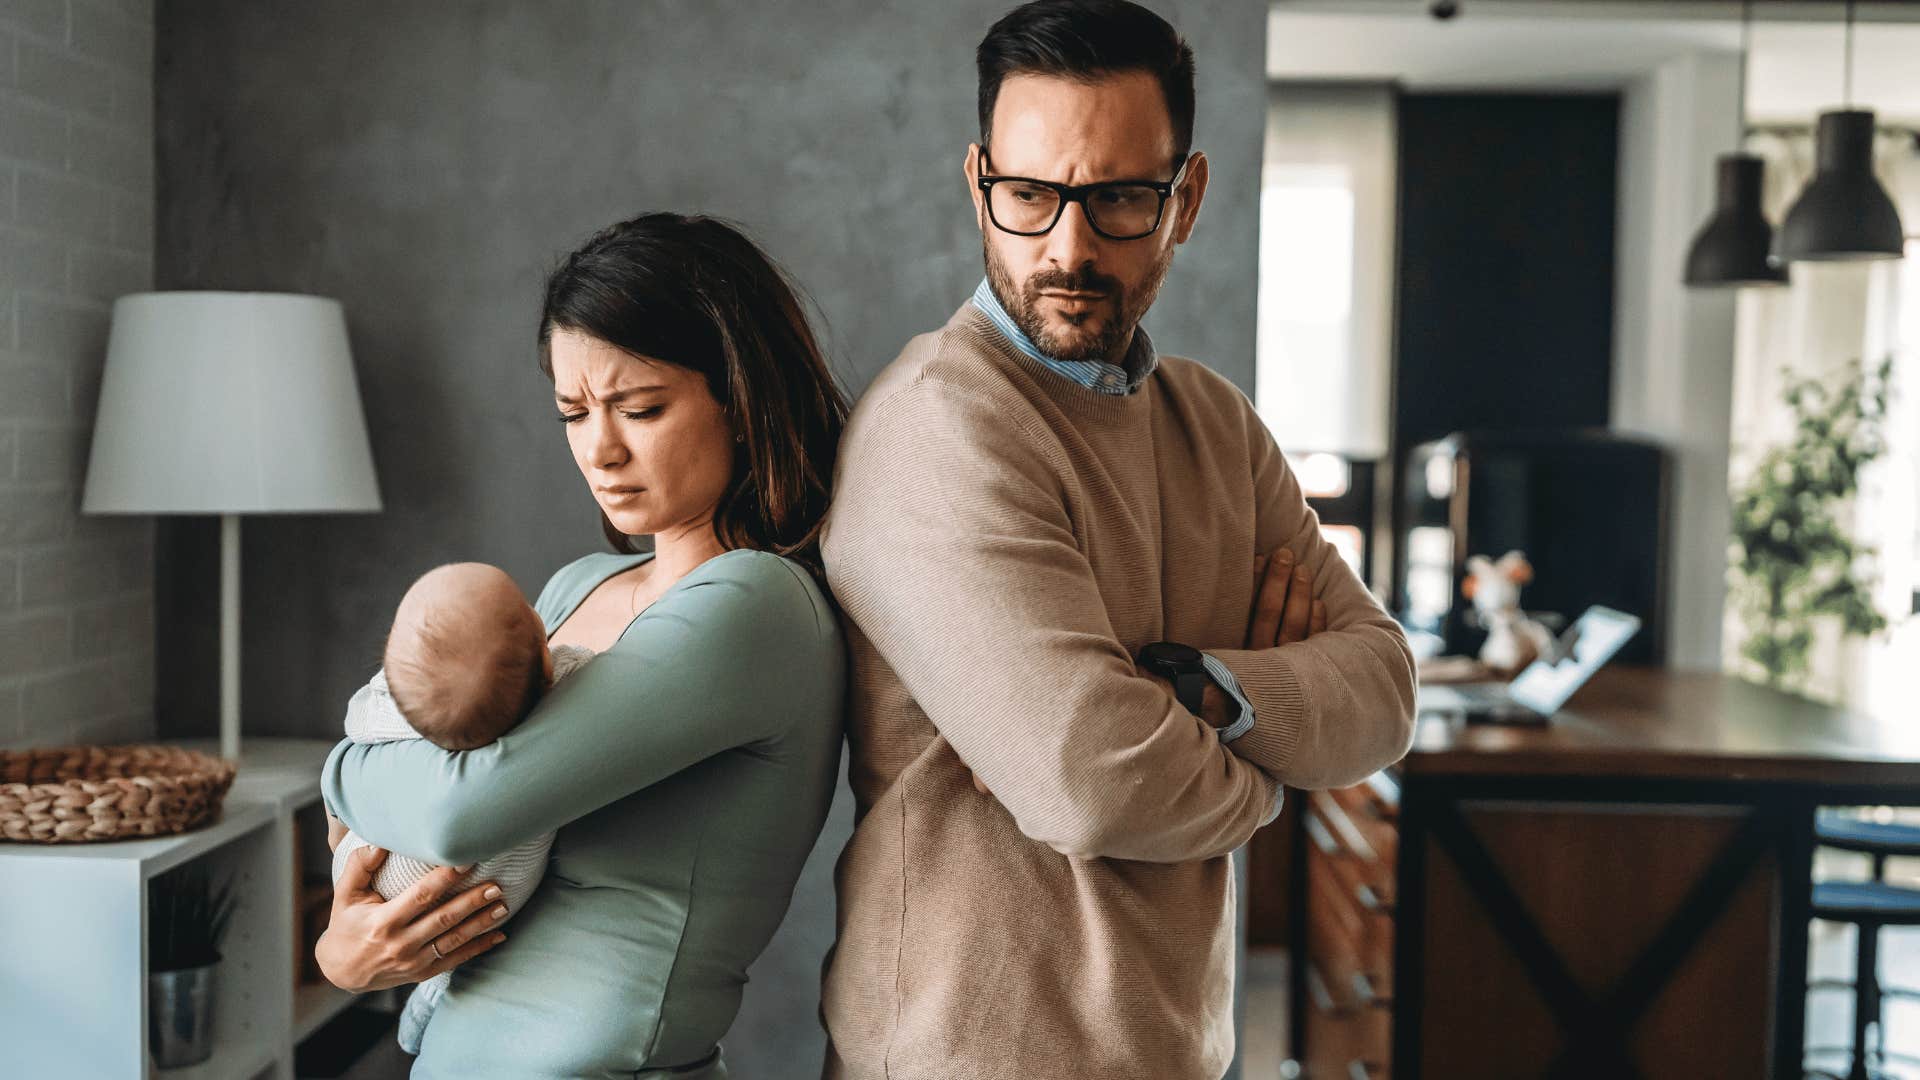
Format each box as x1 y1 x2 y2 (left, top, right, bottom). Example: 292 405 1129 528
1818 817 1920 885
1805 816 1920 1080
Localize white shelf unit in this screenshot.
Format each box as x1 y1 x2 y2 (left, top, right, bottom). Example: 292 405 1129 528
0 737 365 1080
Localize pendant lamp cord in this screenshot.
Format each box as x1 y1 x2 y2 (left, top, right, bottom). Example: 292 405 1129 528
1738 0 1751 133
1844 0 1856 108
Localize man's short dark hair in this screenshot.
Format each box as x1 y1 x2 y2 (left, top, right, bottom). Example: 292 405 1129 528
976 0 1196 167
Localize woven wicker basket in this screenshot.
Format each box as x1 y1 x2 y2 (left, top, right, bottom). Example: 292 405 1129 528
0 744 235 844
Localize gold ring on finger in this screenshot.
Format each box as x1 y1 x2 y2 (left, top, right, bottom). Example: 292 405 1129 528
430 940 446 961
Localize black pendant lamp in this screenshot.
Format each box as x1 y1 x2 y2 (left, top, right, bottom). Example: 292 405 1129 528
1687 154 1791 286
1685 0 1787 287
1777 0 1907 262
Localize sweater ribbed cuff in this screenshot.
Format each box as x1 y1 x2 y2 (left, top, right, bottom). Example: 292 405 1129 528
1206 647 1309 778
1261 783 1287 828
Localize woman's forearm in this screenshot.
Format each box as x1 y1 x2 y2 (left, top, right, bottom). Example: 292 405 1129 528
321 551 835 864
321 734 474 864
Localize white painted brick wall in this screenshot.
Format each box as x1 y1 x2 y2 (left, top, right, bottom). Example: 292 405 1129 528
0 0 153 748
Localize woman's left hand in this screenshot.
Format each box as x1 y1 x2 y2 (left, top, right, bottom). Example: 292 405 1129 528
314 845 507 993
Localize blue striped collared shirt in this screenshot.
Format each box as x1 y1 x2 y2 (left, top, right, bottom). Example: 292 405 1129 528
969 277 1157 396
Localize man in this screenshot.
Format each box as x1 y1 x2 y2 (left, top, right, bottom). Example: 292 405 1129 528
819 2 1417 1076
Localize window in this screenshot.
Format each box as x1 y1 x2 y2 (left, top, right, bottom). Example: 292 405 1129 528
1259 84 1398 591
1861 236 1920 719
1255 84 1393 463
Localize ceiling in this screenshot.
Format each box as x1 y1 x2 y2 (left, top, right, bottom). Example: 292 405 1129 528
1268 1 1920 125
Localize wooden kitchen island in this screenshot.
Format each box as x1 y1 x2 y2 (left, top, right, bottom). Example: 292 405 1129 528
1288 667 1920 1080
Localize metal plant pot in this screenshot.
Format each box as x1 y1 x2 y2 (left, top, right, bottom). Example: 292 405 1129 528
148 961 218 1068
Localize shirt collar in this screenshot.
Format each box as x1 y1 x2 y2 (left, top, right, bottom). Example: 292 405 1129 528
969 278 1156 396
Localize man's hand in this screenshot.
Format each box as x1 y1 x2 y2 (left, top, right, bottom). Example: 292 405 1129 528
1248 547 1326 649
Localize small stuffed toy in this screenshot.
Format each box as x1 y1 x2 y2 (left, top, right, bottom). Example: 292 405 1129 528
1462 551 1561 678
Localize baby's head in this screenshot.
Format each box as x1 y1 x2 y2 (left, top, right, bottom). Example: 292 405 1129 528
382 563 551 751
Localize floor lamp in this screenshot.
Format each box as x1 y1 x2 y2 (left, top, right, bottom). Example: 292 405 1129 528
82 293 382 761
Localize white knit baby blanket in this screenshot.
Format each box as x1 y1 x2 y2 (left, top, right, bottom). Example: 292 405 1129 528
331 643 594 1054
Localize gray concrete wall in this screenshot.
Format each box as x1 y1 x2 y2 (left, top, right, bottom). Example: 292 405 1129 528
0 0 154 749
155 1 1265 1073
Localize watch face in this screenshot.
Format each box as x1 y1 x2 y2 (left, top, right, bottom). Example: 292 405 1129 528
1142 641 1203 667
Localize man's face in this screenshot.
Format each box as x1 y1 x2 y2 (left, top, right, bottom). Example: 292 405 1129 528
967 69 1208 365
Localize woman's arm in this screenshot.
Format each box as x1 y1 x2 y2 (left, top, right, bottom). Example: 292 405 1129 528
322 550 836 866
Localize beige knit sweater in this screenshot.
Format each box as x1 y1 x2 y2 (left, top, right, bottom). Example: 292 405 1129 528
819 303 1416 1080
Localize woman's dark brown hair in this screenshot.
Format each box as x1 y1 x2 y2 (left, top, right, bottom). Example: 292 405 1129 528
538 213 850 571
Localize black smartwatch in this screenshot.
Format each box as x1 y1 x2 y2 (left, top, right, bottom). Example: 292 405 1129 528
1138 641 1209 718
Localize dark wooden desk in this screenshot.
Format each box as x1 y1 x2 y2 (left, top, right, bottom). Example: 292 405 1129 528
1289 666 1920 1080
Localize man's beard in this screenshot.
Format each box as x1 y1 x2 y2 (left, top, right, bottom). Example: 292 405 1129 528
983 238 1172 366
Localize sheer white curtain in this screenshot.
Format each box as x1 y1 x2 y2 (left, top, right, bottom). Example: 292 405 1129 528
1725 128 1920 711
1256 83 1395 460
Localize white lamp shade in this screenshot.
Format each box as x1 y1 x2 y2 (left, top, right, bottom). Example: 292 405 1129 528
82 292 382 515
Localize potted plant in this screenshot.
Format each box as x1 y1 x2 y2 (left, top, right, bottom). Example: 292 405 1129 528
147 864 236 1068
1728 355 1894 693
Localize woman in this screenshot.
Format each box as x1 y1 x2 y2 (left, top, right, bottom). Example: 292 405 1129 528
315 213 850 1078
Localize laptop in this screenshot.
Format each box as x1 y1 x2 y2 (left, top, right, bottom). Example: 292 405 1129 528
1419 605 1642 724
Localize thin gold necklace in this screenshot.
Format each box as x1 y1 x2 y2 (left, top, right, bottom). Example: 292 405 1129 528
628 567 646 614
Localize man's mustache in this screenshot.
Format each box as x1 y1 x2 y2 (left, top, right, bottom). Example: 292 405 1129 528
1026 268 1122 296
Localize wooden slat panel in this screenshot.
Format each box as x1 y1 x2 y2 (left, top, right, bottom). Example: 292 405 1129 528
1308 849 1365 1002
1305 796 1394 1077
1314 787 1398 908
1304 962 1372 1079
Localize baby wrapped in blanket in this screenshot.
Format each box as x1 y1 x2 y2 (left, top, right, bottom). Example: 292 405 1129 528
329 563 593 1055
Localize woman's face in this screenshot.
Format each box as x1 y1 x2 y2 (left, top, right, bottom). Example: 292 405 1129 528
548 328 735 542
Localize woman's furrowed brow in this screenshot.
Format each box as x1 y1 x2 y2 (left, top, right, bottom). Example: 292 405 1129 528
554 385 669 406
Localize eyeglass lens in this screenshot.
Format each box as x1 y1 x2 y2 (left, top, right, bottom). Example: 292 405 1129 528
988 181 1164 239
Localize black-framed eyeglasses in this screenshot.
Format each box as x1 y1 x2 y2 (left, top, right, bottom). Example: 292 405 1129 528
976 150 1194 241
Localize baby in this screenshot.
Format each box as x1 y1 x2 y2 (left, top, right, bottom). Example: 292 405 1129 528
328 562 594 1055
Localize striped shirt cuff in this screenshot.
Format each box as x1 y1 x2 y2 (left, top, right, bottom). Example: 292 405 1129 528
1201 651 1257 743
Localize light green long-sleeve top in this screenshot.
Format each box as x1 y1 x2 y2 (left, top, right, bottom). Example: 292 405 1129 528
321 549 845 1078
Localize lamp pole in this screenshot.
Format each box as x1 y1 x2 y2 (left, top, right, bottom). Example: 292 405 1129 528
220 514 241 761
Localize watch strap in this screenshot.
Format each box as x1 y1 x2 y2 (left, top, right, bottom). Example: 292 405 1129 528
1172 669 1208 717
